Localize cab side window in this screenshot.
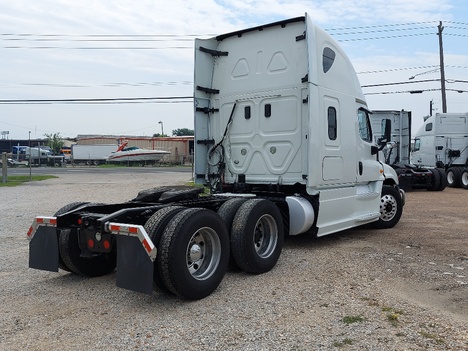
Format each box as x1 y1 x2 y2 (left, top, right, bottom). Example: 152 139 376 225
357 109 372 142
413 139 421 152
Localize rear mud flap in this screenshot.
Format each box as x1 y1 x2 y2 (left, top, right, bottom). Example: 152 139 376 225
29 226 59 272
116 235 154 295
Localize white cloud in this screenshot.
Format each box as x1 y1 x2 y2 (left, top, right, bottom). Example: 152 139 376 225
0 0 465 139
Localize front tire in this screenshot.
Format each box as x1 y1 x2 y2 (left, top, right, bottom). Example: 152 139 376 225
159 208 229 300
231 199 284 274
372 185 403 229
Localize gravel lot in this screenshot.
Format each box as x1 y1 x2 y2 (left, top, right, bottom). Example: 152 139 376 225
1 170 467 350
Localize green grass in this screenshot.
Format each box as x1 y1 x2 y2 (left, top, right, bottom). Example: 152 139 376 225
0 175 58 187
381 307 404 327
342 315 366 324
333 338 353 347
419 331 445 345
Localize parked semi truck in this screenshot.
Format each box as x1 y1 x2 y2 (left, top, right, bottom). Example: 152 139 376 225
27 14 405 300
71 144 118 165
370 110 446 191
26 147 65 167
412 113 468 189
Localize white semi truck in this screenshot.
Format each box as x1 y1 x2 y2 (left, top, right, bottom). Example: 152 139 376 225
412 113 468 189
26 146 65 167
27 14 405 300
370 110 446 191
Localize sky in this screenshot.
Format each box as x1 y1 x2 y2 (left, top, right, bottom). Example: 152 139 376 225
1 0 468 140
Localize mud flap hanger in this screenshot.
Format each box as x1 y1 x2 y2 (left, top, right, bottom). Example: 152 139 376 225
27 217 157 295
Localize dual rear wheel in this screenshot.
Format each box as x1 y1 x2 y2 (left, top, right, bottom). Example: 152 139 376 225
145 199 284 299
55 198 284 300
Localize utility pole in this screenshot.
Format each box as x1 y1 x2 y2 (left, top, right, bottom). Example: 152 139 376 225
437 21 447 113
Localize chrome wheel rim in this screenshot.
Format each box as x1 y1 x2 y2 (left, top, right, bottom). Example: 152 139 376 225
380 194 397 222
186 227 221 280
253 214 278 258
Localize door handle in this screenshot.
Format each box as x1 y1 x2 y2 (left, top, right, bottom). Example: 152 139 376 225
358 162 363 175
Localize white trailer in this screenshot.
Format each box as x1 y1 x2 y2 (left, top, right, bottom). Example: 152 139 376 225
412 113 468 189
370 110 446 191
71 144 118 165
27 14 405 300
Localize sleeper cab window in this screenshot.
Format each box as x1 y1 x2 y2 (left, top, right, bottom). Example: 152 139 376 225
425 123 433 132
327 107 337 140
323 47 336 73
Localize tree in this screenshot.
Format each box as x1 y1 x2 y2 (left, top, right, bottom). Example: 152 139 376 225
44 132 64 154
172 128 194 136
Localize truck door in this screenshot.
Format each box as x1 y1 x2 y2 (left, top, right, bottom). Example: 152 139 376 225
356 108 381 183
412 138 422 164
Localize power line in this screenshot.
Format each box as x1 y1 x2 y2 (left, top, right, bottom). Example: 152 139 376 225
0 33 211 37
0 81 192 88
329 26 434 36
325 21 438 31
0 96 193 104
357 65 468 75
361 79 441 88
3 45 193 50
357 65 439 74
365 88 468 95
337 33 434 42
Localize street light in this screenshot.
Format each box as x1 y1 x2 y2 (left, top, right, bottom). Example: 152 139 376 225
158 121 164 136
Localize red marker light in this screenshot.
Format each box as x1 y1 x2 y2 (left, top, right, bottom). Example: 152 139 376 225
103 240 111 250
87 239 95 249
77 218 82 225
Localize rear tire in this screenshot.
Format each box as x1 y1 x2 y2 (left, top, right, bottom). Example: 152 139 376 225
159 208 229 300
144 206 185 293
427 168 441 191
372 185 403 229
231 199 284 274
59 227 116 277
54 202 89 272
446 167 461 188
436 168 447 191
461 168 468 189
217 198 248 270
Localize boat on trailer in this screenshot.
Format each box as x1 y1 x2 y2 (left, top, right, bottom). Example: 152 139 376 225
106 142 170 163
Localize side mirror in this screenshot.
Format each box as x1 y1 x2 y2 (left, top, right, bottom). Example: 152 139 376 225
376 119 392 153
379 119 391 146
